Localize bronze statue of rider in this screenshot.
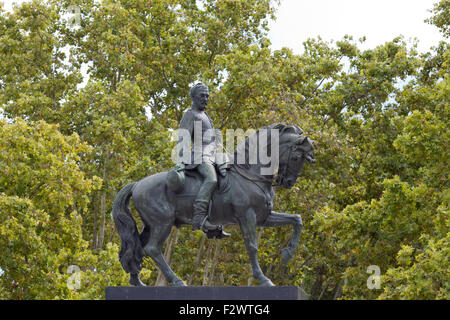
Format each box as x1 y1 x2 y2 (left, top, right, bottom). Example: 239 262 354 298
176 82 230 239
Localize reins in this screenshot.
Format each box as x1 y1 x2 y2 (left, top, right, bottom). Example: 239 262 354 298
228 142 296 210
229 141 296 195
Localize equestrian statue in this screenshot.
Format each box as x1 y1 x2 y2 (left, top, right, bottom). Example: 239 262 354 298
112 83 316 287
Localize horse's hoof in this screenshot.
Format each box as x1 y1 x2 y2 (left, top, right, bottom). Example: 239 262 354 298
172 279 187 287
259 279 275 287
281 248 293 265
129 275 146 287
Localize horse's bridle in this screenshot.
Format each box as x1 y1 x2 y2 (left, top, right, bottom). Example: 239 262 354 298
231 139 302 187
228 139 306 211
274 140 307 187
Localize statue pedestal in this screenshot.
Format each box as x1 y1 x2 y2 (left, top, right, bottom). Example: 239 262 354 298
105 286 308 300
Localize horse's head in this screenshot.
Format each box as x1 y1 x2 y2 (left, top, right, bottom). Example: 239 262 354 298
274 124 315 189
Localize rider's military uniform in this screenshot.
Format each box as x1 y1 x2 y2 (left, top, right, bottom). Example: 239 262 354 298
177 106 229 239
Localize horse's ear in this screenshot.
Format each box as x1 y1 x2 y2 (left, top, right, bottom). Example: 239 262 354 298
278 125 304 135
270 123 285 130
296 136 307 145
280 125 298 134
294 125 304 135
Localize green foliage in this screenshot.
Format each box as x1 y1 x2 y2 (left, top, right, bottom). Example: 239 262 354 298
380 233 449 299
0 0 448 299
0 0 82 122
426 0 450 38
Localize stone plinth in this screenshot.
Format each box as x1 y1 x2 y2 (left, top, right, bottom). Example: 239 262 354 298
105 286 308 300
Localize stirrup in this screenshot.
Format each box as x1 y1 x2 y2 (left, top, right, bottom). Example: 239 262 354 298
200 215 210 231
205 226 231 239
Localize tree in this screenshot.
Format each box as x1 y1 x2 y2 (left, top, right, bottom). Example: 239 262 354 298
0 119 88 298
0 0 81 122
1 0 448 299
426 0 450 38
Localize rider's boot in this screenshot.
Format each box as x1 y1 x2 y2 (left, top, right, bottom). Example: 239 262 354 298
192 199 209 230
202 220 231 239
192 199 230 239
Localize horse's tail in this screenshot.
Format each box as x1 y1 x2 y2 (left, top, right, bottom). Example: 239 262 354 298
111 182 144 275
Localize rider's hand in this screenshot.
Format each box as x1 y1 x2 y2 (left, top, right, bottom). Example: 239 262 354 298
174 163 186 172
218 163 227 177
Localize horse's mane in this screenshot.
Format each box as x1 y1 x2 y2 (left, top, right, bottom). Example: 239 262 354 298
231 123 303 168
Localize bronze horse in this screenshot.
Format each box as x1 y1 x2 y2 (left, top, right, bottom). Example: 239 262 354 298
112 123 315 286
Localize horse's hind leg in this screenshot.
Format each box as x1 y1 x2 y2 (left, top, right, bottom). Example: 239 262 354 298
260 211 303 265
143 223 186 286
238 208 274 286
128 226 151 286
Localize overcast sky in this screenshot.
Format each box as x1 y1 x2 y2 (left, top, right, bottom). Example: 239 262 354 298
268 0 444 53
1 0 445 54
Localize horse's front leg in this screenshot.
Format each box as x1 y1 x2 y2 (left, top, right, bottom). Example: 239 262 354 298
260 211 303 265
238 208 274 286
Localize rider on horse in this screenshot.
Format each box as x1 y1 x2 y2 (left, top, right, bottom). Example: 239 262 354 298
175 82 230 239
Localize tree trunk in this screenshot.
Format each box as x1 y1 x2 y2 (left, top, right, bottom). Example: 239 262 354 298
166 228 179 266
333 278 344 300
92 191 98 249
208 240 221 285
318 284 329 300
257 228 263 244
97 191 107 249
311 267 325 299
217 273 224 286
202 239 214 286
188 233 207 285
97 155 109 250
107 190 116 244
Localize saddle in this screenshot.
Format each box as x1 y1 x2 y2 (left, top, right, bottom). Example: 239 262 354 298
166 152 230 194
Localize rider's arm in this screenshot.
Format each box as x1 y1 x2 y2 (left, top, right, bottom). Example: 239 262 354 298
177 110 194 165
